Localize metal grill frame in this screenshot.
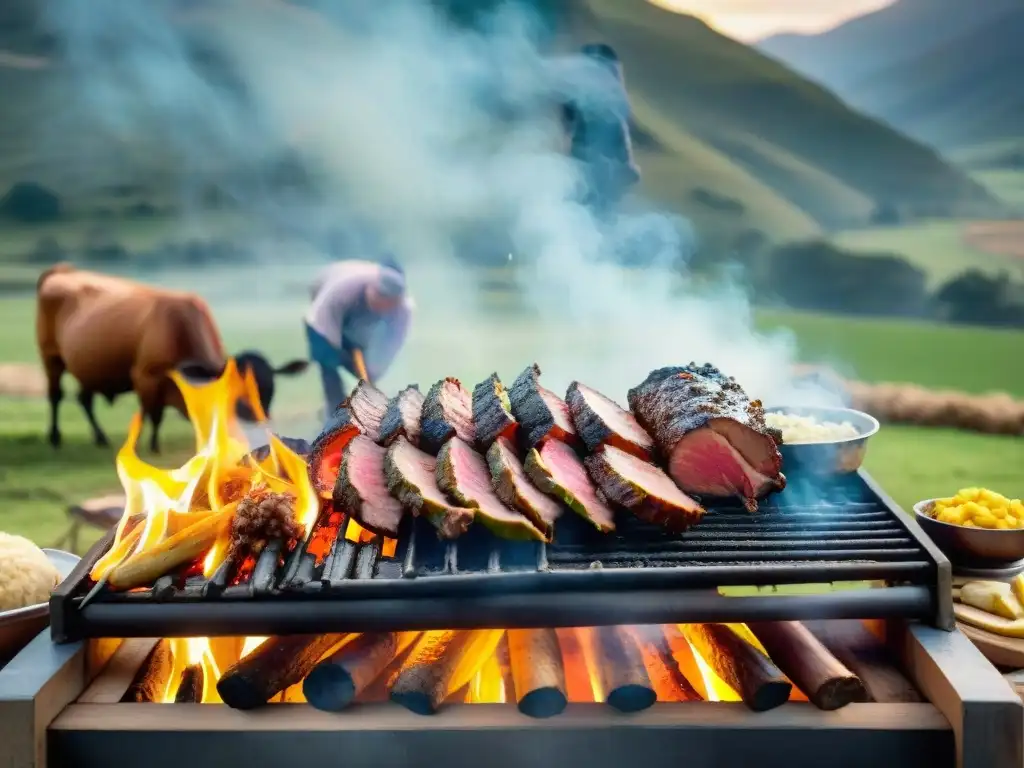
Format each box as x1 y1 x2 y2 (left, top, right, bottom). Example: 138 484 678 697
50 471 953 641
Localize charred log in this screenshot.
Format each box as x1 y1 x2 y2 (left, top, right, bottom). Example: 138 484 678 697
748 622 867 711
354 538 381 579
321 538 358 585
304 632 420 712
681 624 791 712
217 634 349 710
507 628 567 718
388 630 477 715
174 664 204 703
628 626 702 702
587 625 656 712
122 639 174 703
250 538 284 595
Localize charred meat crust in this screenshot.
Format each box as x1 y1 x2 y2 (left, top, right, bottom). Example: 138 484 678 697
420 378 476 456
436 437 545 541
308 405 363 497
585 444 705 532
565 380 654 460
509 363 579 449
346 381 390 443
472 372 518 451
486 437 562 540
384 437 475 540
334 435 406 537
524 439 615 533
378 385 426 447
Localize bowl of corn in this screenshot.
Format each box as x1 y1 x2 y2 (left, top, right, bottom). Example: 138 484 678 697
914 488 1024 565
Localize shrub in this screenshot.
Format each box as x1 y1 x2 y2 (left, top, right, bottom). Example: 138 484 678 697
0 181 62 223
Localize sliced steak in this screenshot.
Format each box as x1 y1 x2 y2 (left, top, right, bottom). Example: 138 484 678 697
585 445 704 531
509 363 579 448
384 437 475 539
486 437 563 540
378 385 426 447
666 428 782 511
566 380 653 460
627 363 785 510
347 381 390 442
308 405 363 498
335 435 406 537
436 437 545 541
472 372 518 450
524 438 615 533
420 378 476 455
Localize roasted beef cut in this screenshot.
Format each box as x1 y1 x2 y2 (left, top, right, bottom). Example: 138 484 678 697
309 406 363 498
384 437 475 539
378 385 426 447
566 380 654 460
627 363 785 511
420 378 476 455
472 373 518 450
335 435 406 537
436 437 545 541
524 438 615 533
509 363 579 448
585 445 704 531
486 437 563 540
346 381 389 442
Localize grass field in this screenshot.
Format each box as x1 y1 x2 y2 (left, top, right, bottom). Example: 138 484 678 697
832 220 1024 286
2 276 1023 549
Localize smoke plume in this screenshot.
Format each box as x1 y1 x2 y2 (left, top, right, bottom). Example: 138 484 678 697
39 0 827 407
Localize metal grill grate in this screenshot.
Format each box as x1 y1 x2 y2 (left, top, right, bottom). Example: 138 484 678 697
50 471 952 642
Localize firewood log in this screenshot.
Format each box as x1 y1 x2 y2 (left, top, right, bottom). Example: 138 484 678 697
585 625 656 712
748 622 867 710
174 665 204 703
508 629 568 718
304 632 420 712
122 639 174 703
682 624 791 712
388 630 477 715
217 633 349 710
628 626 702 702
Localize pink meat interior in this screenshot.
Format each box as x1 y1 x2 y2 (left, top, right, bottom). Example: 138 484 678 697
602 444 699 509
443 381 477 445
668 428 776 501
351 385 389 442
579 383 653 450
541 439 605 509
393 438 450 507
348 436 402 508
538 386 577 436
450 438 520 521
495 438 561 521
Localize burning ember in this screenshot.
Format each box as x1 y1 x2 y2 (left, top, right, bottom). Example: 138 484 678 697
84 359 397 600
121 622 877 717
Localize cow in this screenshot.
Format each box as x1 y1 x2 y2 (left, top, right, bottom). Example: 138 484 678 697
35 264 308 453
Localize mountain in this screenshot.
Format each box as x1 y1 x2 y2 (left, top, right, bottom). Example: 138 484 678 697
757 0 1018 94
843 7 1024 151
0 0 996 249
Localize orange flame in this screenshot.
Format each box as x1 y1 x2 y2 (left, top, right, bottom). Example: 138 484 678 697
163 638 223 704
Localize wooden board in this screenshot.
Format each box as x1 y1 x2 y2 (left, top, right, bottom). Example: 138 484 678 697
957 622 1024 669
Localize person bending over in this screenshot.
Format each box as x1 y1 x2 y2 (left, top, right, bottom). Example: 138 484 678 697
304 259 412 413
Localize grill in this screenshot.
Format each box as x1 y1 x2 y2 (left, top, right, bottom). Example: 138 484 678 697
51 470 952 641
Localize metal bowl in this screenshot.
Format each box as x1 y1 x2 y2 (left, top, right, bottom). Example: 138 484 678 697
766 406 880 475
914 499 1024 567
0 549 80 667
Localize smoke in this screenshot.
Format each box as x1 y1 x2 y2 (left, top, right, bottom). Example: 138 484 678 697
39 0 831 407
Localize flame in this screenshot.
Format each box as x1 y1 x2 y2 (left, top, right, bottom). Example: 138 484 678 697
95 360 326 591
467 652 506 704
162 638 223 704
676 625 741 702
241 636 269 658
574 628 606 703
556 628 596 703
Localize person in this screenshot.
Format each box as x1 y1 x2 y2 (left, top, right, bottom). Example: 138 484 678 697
304 259 412 413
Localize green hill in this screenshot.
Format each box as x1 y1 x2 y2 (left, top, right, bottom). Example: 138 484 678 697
845 8 1024 151
0 0 998 250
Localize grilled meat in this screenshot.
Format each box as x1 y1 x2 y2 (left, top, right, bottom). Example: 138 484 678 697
436 437 545 541
524 438 615 533
628 363 785 511
346 381 389 443
585 445 704 531
249 437 310 464
308 405 363 498
566 380 653 460
420 378 476 455
472 372 518 451
486 437 563 540
378 385 426 448
335 435 406 537
509 363 579 449
384 437 475 539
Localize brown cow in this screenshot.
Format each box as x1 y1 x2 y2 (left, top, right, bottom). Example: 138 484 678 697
36 264 307 452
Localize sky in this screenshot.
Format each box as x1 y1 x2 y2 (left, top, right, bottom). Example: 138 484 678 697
651 0 897 41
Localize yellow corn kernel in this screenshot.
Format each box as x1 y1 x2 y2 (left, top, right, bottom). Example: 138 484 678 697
1006 515 1019 527
974 514 998 529
995 519 1011 529
957 488 982 503
980 489 1010 506
962 501 986 520
1010 500 1024 518
991 506 1009 519
937 509 959 524
962 520 977 527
